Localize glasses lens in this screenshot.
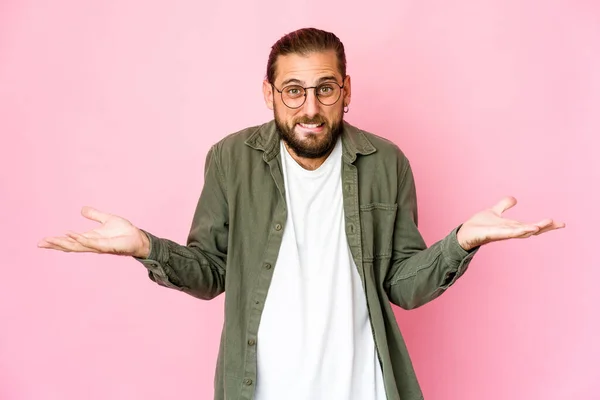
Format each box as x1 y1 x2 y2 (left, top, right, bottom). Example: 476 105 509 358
281 85 306 108
316 83 341 106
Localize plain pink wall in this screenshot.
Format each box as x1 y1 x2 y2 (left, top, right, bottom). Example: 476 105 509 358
1 0 598 399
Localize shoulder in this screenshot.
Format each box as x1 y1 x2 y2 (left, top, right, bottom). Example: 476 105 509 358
204 121 277 179
204 122 270 166
348 123 411 168
211 123 265 153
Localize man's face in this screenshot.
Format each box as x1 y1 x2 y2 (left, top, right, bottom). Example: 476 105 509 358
263 50 351 159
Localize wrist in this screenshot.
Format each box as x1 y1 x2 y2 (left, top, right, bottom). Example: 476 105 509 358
456 225 475 251
134 230 151 259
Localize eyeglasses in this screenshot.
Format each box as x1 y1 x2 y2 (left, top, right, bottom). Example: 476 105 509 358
271 81 345 109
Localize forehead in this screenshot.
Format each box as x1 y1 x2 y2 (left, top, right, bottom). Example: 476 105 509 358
273 50 341 85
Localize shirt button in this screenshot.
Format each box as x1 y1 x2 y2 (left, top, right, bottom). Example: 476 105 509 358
264 263 272 270
244 378 253 386
248 339 256 346
274 223 282 231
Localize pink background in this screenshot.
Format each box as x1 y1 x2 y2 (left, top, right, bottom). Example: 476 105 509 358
1 0 598 399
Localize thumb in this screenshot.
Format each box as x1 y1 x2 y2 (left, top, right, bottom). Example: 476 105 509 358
491 196 517 215
81 206 110 224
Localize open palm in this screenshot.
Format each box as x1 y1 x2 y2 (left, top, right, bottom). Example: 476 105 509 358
456 196 565 251
37 207 149 258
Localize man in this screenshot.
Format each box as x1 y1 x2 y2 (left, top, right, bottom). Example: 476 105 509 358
38 28 564 400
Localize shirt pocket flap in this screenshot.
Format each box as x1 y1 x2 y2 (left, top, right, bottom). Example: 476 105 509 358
359 202 398 261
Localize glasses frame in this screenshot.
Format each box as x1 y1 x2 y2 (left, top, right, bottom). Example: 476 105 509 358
271 80 346 109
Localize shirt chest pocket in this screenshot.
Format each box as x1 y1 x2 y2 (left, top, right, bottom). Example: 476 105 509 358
359 202 398 261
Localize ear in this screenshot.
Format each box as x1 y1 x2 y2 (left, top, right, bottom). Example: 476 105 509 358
342 75 352 108
263 80 274 110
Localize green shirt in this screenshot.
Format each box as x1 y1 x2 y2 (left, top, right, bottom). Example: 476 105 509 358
136 120 478 400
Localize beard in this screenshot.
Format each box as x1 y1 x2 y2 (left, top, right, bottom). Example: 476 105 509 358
274 104 344 159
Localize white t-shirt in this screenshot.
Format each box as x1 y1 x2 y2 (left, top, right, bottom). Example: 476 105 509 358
255 138 387 400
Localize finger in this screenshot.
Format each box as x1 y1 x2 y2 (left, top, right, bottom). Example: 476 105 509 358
38 235 78 247
494 223 540 240
548 221 566 229
81 206 110 224
37 239 56 249
533 221 566 236
496 219 550 233
66 232 115 253
38 240 83 252
507 218 563 234
67 230 102 239
512 225 540 237
474 225 528 244
532 218 555 230
57 235 98 251
38 241 69 251
63 232 101 245
38 236 100 253
513 220 566 237
491 196 517 215
66 232 101 250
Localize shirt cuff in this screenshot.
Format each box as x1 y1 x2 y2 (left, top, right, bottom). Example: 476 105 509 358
440 225 479 287
132 229 169 268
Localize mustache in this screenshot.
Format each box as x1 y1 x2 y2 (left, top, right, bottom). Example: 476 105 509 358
295 116 327 125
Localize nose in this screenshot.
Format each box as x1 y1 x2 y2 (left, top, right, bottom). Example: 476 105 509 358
302 88 320 117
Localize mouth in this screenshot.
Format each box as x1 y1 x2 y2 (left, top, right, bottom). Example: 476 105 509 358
295 122 325 133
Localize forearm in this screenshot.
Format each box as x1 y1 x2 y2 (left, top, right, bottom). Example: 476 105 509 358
133 144 229 300
384 226 478 309
135 229 226 300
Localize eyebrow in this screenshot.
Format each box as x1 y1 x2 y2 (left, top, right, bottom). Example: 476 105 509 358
280 75 339 87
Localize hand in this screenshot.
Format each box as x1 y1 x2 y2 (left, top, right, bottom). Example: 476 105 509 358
37 207 151 258
456 196 565 251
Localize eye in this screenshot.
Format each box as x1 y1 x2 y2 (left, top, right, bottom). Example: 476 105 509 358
318 84 335 95
284 86 304 98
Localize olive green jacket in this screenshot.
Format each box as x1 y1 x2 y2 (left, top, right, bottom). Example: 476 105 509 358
136 120 478 400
